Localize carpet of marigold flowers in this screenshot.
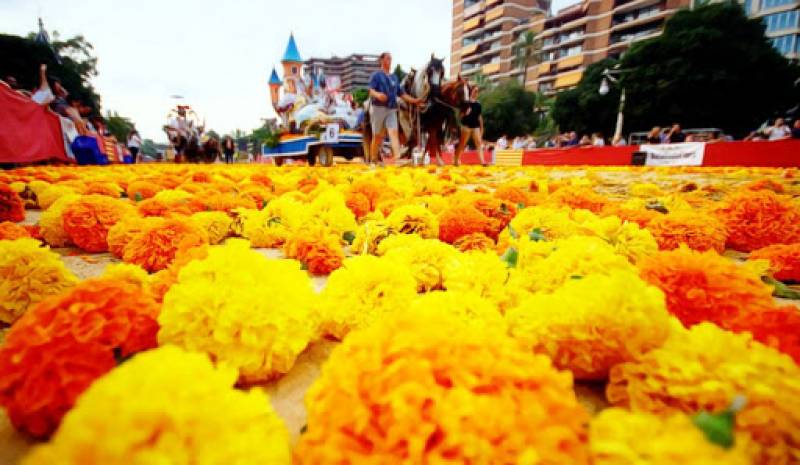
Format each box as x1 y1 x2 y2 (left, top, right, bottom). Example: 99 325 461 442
0 163 799 465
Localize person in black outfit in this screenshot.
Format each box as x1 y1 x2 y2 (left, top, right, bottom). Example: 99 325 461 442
454 86 487 166
667 123 686 143
792 120 800 139
222 136 236 164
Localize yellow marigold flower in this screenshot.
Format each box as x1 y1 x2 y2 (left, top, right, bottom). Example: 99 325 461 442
317 255 417 339
608 322 800 465
497 206 580 252
37 184 77 210
37 194 81 247
152 188 193 203
158 240 316 383
584 214 659 262
443 250 510 308
0 238 78 324
511 235 635 294
100 263 150 289
591 408 753 465
351 219 394 255
507 271 669 380
308 189 357 236
629 182 665 197
382 235 460 292
408 290 506 331
106 215 159 258
190 211 233 245
385 204 440 239
22 346 291 465
295 309 590 465
232 208 284 248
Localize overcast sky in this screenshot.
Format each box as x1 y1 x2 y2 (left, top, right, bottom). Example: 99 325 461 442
1 0 574 142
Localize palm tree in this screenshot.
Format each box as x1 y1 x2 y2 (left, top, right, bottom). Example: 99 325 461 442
470 71 492 91
511 31 542 86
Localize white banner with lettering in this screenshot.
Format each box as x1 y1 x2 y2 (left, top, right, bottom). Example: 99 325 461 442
640 142 705 167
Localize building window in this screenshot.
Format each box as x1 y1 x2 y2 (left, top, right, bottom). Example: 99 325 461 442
771 34 796 55
558 45 583 58
763 11 799 32
762 0 795 10
291 66 298 75
744 0 752 14
539 82 554 92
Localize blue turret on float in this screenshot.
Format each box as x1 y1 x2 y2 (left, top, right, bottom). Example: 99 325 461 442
263 34 364 166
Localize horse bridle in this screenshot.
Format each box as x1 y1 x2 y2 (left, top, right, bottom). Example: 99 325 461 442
432 81 470 113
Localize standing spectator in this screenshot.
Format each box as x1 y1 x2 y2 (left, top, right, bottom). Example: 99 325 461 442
645 126 661 144
368 52 424 166
512 136 525 150
612 135 627 146
222 135 236 164
792 120 800 139
764 118 791 141
667 123 686 143
579 135 592 146
127 130 142 163
592 133 606 146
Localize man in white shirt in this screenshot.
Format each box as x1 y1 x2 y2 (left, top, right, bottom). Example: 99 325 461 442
765 118 791 141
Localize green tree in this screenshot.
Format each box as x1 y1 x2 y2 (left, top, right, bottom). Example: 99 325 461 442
104 111 135 142
469 71 492 91
393 64 407 82
511 31 542 84
550 58 621 137
479 80 541 141
552 3 800 138
352 88 369 106
140 139 158 157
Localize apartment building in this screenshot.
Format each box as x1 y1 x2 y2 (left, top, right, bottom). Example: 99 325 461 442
451 0 691 94
304 54 381 92
742 0 799 58
451 0 549 83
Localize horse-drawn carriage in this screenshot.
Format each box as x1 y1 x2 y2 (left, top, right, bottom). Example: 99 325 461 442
163 104 220 163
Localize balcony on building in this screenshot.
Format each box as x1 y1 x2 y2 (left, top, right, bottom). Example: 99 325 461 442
611 2 666 29
545 2 586 29
463 0 484 20
609 20 664 45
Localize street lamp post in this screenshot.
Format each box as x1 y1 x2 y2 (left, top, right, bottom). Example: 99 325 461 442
599 68 628 142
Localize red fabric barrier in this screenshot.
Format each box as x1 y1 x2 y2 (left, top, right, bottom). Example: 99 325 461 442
439 150 493 165
521 145 636 166
0 82 69 164
703 140 799 167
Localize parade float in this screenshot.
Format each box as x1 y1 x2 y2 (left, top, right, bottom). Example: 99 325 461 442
265 34 365 166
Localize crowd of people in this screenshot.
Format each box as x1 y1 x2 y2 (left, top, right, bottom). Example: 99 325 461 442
3 64 144 163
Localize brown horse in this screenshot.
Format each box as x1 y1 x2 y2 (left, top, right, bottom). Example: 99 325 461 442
416 76 471 165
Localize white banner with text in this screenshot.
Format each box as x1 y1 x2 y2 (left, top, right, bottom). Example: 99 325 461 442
640 142 705 166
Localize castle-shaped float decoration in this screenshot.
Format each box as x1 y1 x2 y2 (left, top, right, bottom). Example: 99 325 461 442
268 34 358 133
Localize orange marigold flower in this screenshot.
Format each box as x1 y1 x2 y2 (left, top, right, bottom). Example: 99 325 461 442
0 182 25 222
600 203 660 228
473 195 516 239
349 177 384 211
639 247 776 329
61 195 134 253
296 309 590 465
0 279 159 438
729 305 800 365
744 178 785 193
203 192 257 212
494 184 530 207
345 191 371 219
83 182 122 198
646 211 727 253
107 216 159 259
548 186 608 213
438 203 492 244
750 243 800 282
714 190 800 252
125 180 161 200
0 221 31 240
453 232 496 252
122 218 209 273
283 226 344 275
